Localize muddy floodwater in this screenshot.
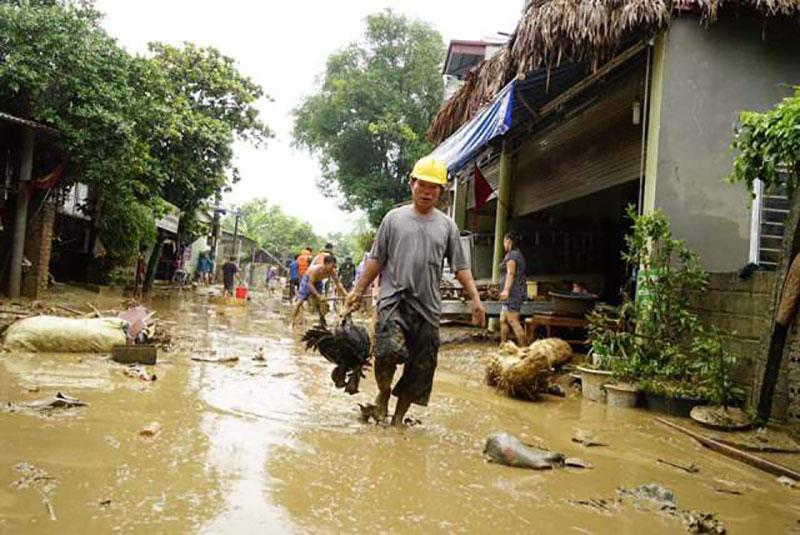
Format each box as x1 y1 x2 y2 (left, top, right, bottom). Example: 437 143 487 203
1 290 798 533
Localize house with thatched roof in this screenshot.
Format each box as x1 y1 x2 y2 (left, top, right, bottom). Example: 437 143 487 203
428 1 799 419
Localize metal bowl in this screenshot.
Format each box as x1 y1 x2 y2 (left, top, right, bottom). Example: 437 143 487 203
548 291 599 317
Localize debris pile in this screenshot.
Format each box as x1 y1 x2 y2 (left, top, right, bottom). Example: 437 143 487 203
617 484 726 534
6 392 87 415
485 338 572 400
0 300 172 353
12 462 58 520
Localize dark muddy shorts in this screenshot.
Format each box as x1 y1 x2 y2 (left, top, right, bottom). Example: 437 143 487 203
505 293 524 313
375 300 440 407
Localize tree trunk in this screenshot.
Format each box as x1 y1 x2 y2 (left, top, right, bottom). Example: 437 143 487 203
143 235 165 294
756 190 800 421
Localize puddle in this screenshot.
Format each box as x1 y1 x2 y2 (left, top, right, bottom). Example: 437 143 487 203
0 289 797 533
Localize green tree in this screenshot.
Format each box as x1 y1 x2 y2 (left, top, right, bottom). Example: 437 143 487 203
0 1 271 274
323 215 373 261
141 43 272 288
222 199 322 259
148 42 272 221
730 86 800 194
293 9 445 226
1 1 156 264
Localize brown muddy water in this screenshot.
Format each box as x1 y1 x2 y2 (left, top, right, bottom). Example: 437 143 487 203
0 290 798 533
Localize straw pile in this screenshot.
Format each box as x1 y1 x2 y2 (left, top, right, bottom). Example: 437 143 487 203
530 337 572 368
485 338 573 400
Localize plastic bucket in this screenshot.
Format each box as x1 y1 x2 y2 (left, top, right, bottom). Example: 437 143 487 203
604 383 640 408
235 286 248 299
577 366 613 403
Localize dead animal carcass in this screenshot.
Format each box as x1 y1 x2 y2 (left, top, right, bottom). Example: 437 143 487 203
302 316 371 395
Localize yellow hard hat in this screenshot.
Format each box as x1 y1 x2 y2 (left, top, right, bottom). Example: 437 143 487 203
410 157 448 185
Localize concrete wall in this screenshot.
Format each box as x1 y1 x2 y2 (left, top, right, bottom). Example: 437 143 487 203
693 272 776 401
649 17 800 272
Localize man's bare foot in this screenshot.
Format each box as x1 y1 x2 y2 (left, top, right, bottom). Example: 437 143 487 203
358 403 378 423
390 396 412 426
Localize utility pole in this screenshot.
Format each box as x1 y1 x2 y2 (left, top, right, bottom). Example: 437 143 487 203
8 126 34 298
232 209 241 263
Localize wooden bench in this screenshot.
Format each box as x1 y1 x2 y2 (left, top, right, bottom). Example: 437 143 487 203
525 314 588 346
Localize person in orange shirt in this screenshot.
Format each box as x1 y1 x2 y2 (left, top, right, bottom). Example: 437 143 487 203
296 247 313 281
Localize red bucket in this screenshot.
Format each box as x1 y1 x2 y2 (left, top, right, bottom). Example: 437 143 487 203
235 286 248 299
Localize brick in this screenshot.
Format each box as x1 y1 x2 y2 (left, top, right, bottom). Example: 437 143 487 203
725 338 761 364
772 393 790 421
22 201 55 299
752 272 777 294
708 274 728 291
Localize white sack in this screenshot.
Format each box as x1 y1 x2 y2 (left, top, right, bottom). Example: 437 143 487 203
4 316 127 352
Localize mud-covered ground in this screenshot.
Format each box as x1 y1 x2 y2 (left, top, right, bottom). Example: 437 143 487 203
0 288 798 533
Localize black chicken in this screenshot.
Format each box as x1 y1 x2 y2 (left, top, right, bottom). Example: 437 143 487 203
302 315 371 395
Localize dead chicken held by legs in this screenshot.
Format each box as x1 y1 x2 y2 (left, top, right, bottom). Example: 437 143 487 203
302 314 371 395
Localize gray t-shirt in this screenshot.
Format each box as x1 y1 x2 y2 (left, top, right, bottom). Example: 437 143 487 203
371 206 469 326
500 249 527 301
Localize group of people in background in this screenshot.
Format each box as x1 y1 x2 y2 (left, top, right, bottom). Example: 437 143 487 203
184 235 402 332
288 243 362 326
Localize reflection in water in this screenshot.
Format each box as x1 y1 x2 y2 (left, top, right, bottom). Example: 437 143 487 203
0 290 797 534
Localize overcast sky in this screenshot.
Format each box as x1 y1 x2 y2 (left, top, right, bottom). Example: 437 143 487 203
95 0 522 233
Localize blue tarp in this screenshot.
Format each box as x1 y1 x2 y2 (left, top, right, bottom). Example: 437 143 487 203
429 80 515 173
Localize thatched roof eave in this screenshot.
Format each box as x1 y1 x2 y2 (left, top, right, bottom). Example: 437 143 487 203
427 0 800 145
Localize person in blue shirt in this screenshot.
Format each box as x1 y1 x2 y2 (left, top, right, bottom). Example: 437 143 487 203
197 252 213 286
288 254 300 299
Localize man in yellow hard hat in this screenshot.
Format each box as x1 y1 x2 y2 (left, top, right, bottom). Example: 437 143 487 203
346 156 486 426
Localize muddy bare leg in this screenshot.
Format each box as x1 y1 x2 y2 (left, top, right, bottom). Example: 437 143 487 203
391 395 412 426
500 309 509 344
318 298 329 324
290 300 304 327
507 311 526 346
374 359 395 422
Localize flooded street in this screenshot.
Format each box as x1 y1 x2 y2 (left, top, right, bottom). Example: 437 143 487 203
1 291 798 533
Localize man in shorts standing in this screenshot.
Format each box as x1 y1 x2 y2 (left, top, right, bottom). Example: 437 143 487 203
346 156 485 426
222 256 240 296
291 255 346 326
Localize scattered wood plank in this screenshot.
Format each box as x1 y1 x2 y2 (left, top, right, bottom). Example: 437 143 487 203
657 417 800 481
53 304 83 316
713 487 743 496
714 437 800 454
658 458 699 473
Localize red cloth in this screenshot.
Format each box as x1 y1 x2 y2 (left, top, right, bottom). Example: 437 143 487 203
25 161 65 200
33 161 65 190
473 162 493 211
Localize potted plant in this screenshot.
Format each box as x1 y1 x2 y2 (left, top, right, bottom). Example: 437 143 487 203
585 302 643 407
585 207 745 415
688 326 749 428
580 307 632 403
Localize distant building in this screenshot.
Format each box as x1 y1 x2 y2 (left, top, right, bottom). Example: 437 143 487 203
442 39 506 102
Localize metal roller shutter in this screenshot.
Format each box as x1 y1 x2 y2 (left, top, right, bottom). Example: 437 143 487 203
513 75 643 217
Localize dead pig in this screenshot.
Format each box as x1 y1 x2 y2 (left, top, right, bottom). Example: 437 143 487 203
484 431 565 470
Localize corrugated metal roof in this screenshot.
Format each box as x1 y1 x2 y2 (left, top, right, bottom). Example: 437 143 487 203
0 112 59 135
